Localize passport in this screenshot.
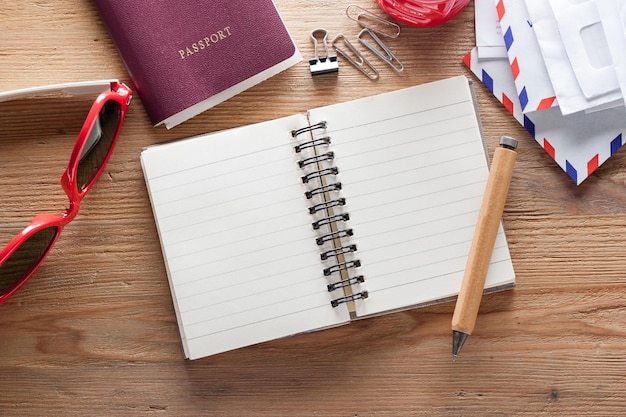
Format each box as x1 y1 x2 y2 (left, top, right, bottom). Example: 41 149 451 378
93 0 301 128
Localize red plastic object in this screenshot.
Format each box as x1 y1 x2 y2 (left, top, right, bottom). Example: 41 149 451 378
376 0 471 27
0 81 132 304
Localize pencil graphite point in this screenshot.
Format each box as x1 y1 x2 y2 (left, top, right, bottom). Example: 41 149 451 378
452 330 468 360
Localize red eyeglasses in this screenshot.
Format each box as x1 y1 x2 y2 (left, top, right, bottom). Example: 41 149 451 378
0 80 132 304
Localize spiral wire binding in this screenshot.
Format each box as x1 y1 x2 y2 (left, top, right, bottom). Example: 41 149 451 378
305 182 342 199
294 136 331 153
320 244 357 261
291 121 327 137
309 197 346 214
316 228 353 245
312 213 350 230
292 120 367 308
331 292 369 308
327 274 364 291
298 151 335 168
324 260 361 277
301 167 339 184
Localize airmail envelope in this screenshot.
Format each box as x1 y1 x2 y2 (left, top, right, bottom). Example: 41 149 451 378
496 0 558 114
464 47 626 185
525 0 623 115
475 0 506 58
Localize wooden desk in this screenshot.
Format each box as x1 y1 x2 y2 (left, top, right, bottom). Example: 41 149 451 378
1 1 625 415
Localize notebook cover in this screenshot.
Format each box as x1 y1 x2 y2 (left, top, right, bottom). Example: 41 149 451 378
93 0 301 127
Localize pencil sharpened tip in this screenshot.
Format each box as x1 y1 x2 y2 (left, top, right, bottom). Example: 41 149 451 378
452 330 469 360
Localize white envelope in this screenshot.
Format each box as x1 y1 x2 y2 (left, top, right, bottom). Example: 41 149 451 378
550 0 620 100
464 47 626 185
596 0 626 103
525 0 623 115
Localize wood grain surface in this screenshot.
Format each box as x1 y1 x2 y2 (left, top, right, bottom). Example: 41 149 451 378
1 1 626 416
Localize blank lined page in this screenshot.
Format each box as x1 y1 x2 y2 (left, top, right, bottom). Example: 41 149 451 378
141 114 351 359
307 76 515 318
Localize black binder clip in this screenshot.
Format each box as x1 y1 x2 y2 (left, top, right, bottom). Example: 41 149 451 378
309 29 339 76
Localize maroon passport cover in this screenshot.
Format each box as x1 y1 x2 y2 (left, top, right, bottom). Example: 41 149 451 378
93 0 301 128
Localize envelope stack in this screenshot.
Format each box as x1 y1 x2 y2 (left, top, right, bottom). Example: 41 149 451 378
465 0 626 185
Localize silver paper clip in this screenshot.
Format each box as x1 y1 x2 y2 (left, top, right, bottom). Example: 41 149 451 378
357 28 404 73
346 4 401 39
331 34 379 80
309 28 339 75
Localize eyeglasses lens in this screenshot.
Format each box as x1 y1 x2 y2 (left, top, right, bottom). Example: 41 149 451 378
0 227 58 295
76 100 122 191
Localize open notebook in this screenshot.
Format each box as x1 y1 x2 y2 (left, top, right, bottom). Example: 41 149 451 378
141 76 515 359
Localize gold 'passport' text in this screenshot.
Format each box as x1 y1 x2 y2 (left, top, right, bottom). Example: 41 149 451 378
178 26 232 59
